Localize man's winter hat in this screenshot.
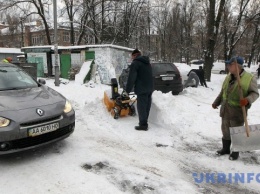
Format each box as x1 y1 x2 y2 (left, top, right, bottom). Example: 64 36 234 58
132 49 141 56
225 56 244 66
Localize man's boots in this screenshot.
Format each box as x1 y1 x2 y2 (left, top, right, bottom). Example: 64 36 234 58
135 125 148 131
216 139 231 156
229 152 239 160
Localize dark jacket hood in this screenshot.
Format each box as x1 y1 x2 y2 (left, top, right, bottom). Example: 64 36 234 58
134 56 150 65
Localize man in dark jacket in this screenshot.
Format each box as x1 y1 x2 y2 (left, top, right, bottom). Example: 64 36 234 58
126 49 153 131
256 64 260 79
185 70 199 88
193 66 207 87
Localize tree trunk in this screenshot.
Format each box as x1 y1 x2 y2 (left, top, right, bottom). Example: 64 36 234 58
204 0 216 81
100 0 105 43
204 0 225 81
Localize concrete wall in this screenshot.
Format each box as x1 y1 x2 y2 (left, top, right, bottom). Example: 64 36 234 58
92 47 131 84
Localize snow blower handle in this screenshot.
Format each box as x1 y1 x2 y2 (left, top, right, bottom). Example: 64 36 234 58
121 90 137 106
121 90 128 96
235 58 250 137
121 90 136 97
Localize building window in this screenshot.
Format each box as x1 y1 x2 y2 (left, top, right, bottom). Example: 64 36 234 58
32 36 37 45
32 35 44 45
50 33 54 43
63 31 70 42
84 34 95 44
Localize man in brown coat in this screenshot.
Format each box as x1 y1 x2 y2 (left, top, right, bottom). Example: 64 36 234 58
212 56 259 160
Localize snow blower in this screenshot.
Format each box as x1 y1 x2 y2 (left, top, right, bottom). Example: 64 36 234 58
103 78 136 119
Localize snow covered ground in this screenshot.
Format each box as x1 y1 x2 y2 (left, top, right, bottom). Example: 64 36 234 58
1 72 260 194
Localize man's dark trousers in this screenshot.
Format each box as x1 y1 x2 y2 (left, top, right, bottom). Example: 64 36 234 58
137 92 152 126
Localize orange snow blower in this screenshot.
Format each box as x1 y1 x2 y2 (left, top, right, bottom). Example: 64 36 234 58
103 78 136 119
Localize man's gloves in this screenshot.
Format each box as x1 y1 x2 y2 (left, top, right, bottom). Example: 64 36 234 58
122 91 129 98
240 98 249 106
212 99 249 108
212 103 218 109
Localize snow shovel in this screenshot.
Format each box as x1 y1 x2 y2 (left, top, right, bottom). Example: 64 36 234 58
230 124 260 151
230 60 259 152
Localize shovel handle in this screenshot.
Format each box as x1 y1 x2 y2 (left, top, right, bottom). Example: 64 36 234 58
235 62 250 137
242 106 250 137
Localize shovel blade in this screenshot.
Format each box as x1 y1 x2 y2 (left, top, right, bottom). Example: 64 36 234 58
230 124 260 152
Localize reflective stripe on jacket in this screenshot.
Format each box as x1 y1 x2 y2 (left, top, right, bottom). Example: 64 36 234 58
2 59 9 63
222 72 253 107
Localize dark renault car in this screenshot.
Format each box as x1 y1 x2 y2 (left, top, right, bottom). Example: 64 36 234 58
0 62 75 154
151 62 183 95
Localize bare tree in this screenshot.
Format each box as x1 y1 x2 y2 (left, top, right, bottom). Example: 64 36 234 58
150 0 172 61
166 3 182 62
75 0 92 45
0 0 259 68
178 0 197 63
243 0 260 67
222 0 250 60
61 0 81 45
204 0 226 81
1 0 53 45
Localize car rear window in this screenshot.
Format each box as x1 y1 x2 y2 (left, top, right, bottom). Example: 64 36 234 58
152 63 177 75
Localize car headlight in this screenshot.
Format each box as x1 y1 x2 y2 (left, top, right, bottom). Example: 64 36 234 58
0 117 10 127
64 100 72 113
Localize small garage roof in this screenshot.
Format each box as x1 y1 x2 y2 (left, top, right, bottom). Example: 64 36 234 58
0 47 23 54
22 44 134 52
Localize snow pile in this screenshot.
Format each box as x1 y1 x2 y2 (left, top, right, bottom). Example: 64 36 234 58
75 60 93 85
1 65 260 193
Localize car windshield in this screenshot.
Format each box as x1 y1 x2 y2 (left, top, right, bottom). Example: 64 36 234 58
0 66 38 91
152 63 176 75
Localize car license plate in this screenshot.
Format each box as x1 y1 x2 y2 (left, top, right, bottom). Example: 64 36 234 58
28 122 59 137
162 77 173 81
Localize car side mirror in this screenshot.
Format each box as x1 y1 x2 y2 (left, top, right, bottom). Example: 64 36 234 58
38 78 46 85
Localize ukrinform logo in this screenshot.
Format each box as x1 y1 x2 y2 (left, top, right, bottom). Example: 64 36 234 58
192 173 260 184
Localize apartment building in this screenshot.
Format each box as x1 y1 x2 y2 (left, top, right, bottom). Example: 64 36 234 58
0 20 95 48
